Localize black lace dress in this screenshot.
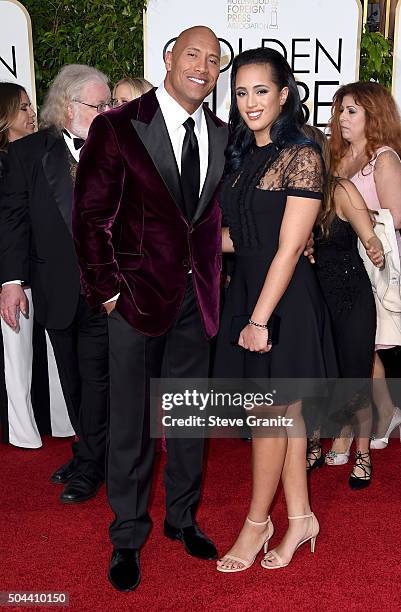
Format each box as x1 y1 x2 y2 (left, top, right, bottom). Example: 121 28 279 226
314 216 376 377
214 143 338 388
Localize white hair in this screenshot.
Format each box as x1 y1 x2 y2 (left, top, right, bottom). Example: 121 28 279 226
40 64 108 132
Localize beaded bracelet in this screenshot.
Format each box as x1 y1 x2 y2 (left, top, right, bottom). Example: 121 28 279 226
248 318 268 329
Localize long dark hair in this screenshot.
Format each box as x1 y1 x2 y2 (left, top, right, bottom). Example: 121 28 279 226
0 82 27 151
225 47 308 175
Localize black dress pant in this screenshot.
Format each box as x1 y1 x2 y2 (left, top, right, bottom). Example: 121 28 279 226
47 296 109 480
31 321 51 435
107 277 210 549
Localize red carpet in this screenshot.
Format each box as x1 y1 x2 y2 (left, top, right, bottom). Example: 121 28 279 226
1 437 401 612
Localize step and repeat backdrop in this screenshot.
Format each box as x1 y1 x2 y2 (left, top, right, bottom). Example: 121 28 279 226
4 0 401 124
0 0 36 106
144 0 362 126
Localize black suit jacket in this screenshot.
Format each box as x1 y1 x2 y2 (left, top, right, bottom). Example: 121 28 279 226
0 129 80 329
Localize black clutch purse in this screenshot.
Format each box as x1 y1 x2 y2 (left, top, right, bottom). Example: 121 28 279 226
229 314 280 347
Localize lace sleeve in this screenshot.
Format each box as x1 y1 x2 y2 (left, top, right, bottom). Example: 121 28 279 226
284 145 324 198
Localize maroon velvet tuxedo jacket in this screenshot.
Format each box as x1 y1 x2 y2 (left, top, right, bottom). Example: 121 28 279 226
73 89 228 337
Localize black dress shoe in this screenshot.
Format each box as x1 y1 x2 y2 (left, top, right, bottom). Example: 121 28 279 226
50 458 76 484
59 473 102 503
108 548 141 592
164 520 217 560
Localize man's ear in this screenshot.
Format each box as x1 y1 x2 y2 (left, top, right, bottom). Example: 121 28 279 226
66 103 74 121
165 50 173 73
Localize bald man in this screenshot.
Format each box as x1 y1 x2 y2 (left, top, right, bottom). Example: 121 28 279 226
73 26 227 591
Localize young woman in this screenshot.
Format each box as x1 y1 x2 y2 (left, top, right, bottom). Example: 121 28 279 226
214 48 337 572
304 126 384 488
329 82 401 452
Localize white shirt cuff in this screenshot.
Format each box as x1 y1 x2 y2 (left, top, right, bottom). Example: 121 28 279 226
103 293 119 304
2 280 22 286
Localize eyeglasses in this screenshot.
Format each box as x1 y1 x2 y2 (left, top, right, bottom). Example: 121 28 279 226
72 99 111 113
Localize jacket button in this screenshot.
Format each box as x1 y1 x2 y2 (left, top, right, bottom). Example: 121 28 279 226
182 259 189 268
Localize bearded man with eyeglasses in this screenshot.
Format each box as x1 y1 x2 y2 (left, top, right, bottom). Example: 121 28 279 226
0 64 111 504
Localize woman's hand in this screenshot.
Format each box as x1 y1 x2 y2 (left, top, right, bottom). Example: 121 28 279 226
103 299 117 315
222 227 235 253
238 324 272 353
303 233 315 264
365 235 385 268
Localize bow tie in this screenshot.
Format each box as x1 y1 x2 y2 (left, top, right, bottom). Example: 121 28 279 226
63 129 85 151
73 137 85 150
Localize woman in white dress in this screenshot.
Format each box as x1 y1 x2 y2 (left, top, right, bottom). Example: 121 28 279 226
0 82 73 448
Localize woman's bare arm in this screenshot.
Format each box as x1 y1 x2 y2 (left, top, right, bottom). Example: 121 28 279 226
335 179 384 267
374 150 401 229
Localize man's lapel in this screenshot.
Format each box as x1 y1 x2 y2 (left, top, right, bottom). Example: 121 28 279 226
192 107 228 224
130 90 228 223
131 91 185 213
42 132 73 234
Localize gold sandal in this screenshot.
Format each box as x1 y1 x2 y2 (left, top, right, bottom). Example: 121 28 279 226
261 512 319 570
217 516 274 573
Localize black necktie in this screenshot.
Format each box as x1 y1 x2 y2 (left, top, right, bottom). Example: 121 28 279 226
181 117 200 220
73 137 85 150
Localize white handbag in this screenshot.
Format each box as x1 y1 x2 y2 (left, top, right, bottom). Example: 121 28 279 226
358 209 401 313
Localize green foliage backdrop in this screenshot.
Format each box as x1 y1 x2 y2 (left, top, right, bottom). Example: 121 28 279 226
360 30 393 89
24 0 147 104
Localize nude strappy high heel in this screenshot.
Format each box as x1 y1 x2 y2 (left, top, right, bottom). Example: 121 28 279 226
217 516 274 573
261 512 319 570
